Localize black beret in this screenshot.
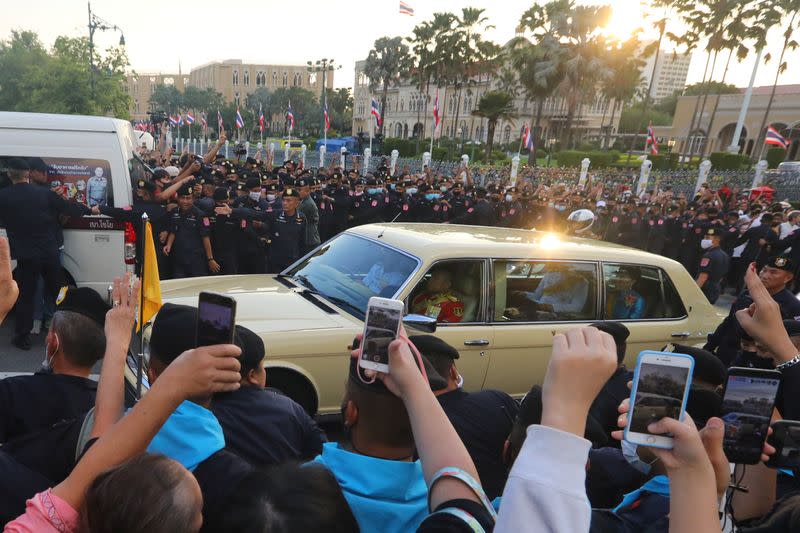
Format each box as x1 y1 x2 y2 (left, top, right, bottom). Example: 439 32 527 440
366 178 378 186
768 255 795 271
150 303 242 366
137 180 156 193
6 158 29 171
213 187 230 201
152 168 170 180
264 183 279 193
54 286 110 328
177 183 194 196
672 344 726 387
234 324 264 376
784 319 800 337
27 158 50 172
409 335 460 360
246 157 257 165
214 153 225 160
295 178 310 188
590 321 630 347
282 187 300 198
245 177 261 190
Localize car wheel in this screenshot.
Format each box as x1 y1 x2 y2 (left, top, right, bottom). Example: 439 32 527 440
267 368 318 416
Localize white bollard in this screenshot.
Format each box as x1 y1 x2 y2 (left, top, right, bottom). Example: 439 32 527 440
752 159 768 188
390 149 399 176
510 155 520 186
320 145 327 168
637 159 653 197
284 143 290 164
579 157 591 187
695 159 712 195
340 146 347 168
269 142 275 162
422 151 431 169
225 140 229 159
245 141 250 158
363 148 371 176
301 144 307 168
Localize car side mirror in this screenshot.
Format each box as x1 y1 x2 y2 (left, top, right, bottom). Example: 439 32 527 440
403 314 437 333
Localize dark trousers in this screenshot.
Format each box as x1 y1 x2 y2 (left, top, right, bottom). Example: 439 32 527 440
217 251 239 275
171 255 207 278
15 255 63 339
238 247 266 274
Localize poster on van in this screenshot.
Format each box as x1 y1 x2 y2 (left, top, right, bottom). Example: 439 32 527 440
39 157 111 208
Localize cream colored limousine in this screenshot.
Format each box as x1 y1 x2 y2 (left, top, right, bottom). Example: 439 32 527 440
145 223 725 416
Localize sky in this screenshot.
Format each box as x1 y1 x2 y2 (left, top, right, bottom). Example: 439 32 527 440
2 0 799 92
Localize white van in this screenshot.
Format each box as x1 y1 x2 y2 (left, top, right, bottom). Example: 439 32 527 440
0 112 144 295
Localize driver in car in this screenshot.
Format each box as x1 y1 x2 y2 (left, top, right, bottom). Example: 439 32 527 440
411 267 465 323
362 250 407 295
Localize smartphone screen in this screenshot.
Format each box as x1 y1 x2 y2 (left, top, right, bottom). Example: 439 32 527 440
722 369 780 464
196 292 236 347
360 298 403 371
630 361 691 436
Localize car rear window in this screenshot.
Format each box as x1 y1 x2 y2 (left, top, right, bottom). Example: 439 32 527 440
601 263 687 320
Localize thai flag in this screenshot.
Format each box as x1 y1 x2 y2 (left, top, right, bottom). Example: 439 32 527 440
176 114 184 127
522 124 534 150
765 125 789 149
259 104 265 133
287 103 295 131
432 88 441 130
200 112 208 130
324 102 331 131
168 115 178 127
235 108 244 129
217 109 224 132
185 112 195 125
399 1 414 16
646 122 658 155
371 97 382 127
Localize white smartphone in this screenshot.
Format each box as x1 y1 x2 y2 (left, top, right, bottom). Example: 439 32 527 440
624 350 695 449
359 296 404 373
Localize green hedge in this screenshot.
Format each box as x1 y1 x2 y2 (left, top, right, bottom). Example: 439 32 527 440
555 150 617 168
431 147 450 161
709 152 751 170
382 137 419 157
647 153 679 170
767 147 787 169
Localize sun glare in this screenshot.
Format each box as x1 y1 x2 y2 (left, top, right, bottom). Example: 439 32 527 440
600 1 646 42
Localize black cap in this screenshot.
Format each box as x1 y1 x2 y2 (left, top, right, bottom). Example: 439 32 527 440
348 348 446 393
705 228 720 237
213 187 230 201
54 286 110 328
590 321 630 346
177 183 193 196
152 168 170 181
150 303 242 366
283 187 300 198
264 183 279 193
246 157 257 165
6 158 29 171
295 178 310 188
516 385 543 428
27 157 50 172
768 255 795 272
672 344 726 387
245 177 261 190
784 319 800 337
234 324 264 376
409 335 460 360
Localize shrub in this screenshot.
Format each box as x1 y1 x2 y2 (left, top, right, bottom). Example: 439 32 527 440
431 147 449 161
555 150 585 167
767 147 787 169
382 138 418 157
709 151 750 170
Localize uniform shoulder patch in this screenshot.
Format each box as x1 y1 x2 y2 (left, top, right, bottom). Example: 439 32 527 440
453 306 463 317
700 257 710 267
56 286 68 305
202 217 210 227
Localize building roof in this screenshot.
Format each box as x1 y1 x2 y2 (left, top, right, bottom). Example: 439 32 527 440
745 84 800 96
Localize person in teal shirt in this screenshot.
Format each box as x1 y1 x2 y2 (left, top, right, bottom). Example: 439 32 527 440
610 268 645 320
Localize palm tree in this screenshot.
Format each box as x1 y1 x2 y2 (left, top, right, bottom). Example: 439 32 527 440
407 20 437 151
472 90 516 158
363 36 413 136
600 36 646 149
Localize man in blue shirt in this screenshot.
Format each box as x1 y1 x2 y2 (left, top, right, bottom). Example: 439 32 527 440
609 267 645 320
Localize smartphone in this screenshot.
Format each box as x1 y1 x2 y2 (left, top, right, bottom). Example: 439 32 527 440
766 421 800 469
359 297 404 373
196 292 237 347
722 367 781 464
624 350 695 449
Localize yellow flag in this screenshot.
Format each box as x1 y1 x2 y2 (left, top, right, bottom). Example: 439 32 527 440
138 220 162 331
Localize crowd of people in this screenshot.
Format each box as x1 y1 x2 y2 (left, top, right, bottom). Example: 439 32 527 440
5 132 800 531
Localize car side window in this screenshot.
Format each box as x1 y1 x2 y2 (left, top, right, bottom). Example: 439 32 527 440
602 263 687 320
493 260 598 322
408 260 484 324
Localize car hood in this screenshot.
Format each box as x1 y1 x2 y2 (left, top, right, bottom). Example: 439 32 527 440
160 275 359 334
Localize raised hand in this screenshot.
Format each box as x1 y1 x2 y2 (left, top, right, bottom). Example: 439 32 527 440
0 237 19 324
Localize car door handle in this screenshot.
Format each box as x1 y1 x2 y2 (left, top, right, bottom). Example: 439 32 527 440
671 332 691 338
464 339 490 346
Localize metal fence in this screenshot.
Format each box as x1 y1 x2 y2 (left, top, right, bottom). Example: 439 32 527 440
172 138 800 201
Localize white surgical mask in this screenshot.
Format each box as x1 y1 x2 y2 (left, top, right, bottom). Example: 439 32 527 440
266 194 276 202
249 191 261 201
700 238 713 249
621 440 654 475
505 194 513 202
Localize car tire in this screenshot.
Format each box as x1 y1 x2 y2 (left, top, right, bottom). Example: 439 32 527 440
267 368 318 416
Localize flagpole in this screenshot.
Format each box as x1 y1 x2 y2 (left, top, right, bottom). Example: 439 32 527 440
137 212 148 400
517 125 523 157
323 93 328 150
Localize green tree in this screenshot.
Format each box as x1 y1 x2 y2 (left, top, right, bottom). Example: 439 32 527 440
0 31 130 118
618 104 672 133
265 87 318 137
182 86 224 113
472 90 516 158
325 87 353 134
364 36 413 136
149 85 183 114
600 36 646 149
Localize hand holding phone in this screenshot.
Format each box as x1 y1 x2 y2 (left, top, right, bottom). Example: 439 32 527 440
767 420 800 469
721 368 781 465
359 297 404 374
196 292 236 347
624 350 694 449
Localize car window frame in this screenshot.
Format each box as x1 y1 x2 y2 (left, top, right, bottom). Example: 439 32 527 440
488 258 602 325
599 261 689 322
404 257 490 327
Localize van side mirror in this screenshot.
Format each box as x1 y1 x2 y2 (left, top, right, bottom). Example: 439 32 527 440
402 314 437 333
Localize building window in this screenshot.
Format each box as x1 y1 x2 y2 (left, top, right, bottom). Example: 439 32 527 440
233 70 239 85
134 99 139 113
272 71 278 86
283 72 288 87
293 72 301 87
235 92 240 106
503 125 511 143
164 77 174 85
243 70 250 86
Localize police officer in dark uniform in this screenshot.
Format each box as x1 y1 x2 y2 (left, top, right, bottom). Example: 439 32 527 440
347 179 370 228
0 158 90 349
164 184 214 278
448 182 470 220
267 187 307 273
205 187 243 275
356 177 388 226
413 184 448 223
696 228 730 304
449 187 495 226
498 187 524 229
326 171 351 235
603 204 626 244
645 205 667 255
232 177 269 274
386 180 416 222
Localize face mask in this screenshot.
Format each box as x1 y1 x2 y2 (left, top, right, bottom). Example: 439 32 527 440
406 187 418 195
555 204 566 212
266 194 276 202
367 188 379 195
389 184 396 190
354 190 363 196
440 186 448 192
621 440 653 475
505 194 513 202
425 193 440 201
700 238 713 249
249 191 261 201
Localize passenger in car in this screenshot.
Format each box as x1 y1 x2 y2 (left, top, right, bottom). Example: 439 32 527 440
608 267 645 320
411 267 465 323
518 264 589 317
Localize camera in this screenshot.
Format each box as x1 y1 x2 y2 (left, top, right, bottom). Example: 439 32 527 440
233 143 248 156
148 111 168 125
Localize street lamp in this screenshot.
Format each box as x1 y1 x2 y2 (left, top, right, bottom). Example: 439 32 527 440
88 2 125 100
307 59 341 136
